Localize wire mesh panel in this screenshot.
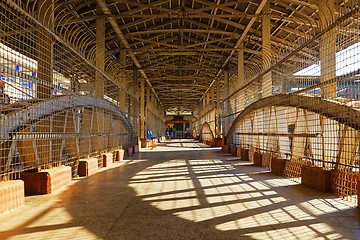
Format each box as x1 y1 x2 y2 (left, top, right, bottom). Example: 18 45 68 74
146 106 166 138
195 1 360 203
0 1 140 179
195 105 216 143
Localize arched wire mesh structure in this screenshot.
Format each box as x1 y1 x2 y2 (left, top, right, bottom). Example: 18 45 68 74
0 0 147 179
194 1 360 203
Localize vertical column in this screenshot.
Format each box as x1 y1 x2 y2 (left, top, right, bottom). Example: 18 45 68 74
319 0 336 98
216 77 221 138
37 0 53 99
119 46 126 72
223 70 230 136
133 68 139 136
238 44 245 111
261 0 272 98
71 75 79 93
140 71 145 139
36 0 53 165
95 5 105 97
206 93 210 104
145 85 151 132
211 85 215 104
118 46 126 110
118 89 125 111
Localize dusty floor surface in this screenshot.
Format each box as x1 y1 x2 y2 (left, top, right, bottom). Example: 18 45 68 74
0 139 359 240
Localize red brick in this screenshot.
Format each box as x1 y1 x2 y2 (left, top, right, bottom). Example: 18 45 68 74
231 146 238 156
103 153 113 167
222 145 230 153
301 165 332 192
0 180 24 215
271 158 286 176
78 158 98 176
240 148 249 161
212 138 224 147
133 145 139 154
114 149 124 161
253 152 263 166
358 180 360 208
21 166 71 195
128 147 133 156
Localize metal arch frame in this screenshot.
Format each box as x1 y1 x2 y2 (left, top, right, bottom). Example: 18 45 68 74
225 93 360 144
199 121 215 141
1 95 137 142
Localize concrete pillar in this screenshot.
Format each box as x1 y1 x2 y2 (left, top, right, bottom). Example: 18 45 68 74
216 77 221 138
95 5 105 97
223 70 230 136
238 44 245 111
318 0 336 98
140 71 145 139
37 0 53 99
262 0 272 98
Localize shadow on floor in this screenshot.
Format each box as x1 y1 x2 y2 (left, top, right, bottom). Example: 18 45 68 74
1 140 360 240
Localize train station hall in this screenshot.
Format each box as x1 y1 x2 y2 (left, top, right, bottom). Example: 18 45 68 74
0 0 360 239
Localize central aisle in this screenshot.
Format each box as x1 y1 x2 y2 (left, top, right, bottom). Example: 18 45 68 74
0 140 358 240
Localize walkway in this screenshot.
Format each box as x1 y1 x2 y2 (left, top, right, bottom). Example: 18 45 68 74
0 140 359 240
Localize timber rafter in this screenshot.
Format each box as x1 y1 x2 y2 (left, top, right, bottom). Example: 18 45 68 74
50 0 332 113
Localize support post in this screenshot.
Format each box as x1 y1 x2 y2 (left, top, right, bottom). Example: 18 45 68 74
318 0 336 98
95 5 105 97
216 77 222 138
238 43 245 111
261 0 272 98
37 0 53 99
118 45 127 111
140 70 145 140
211 85 215 104
223 70 230 136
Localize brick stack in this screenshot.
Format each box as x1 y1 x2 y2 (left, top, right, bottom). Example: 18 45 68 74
0 180 24 215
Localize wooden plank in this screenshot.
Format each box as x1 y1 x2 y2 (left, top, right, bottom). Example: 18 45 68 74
306 111 322 162
65 110 78 158
252 111 260 149
91 108 100 152
322 117 338 166
276 107 290 159
257 109 265 152
35 118 50 167
291 108 306 160
107 113 114 149
113 119 122 147
79 109 92 155
337 126 360 171
51 112 66 164
244 117 252 148
236 132 319 137
97 109 106 150
17 128 36 168
0 140 11 180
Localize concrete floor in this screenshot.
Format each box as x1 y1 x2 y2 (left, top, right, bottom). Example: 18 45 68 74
0 139 359 240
